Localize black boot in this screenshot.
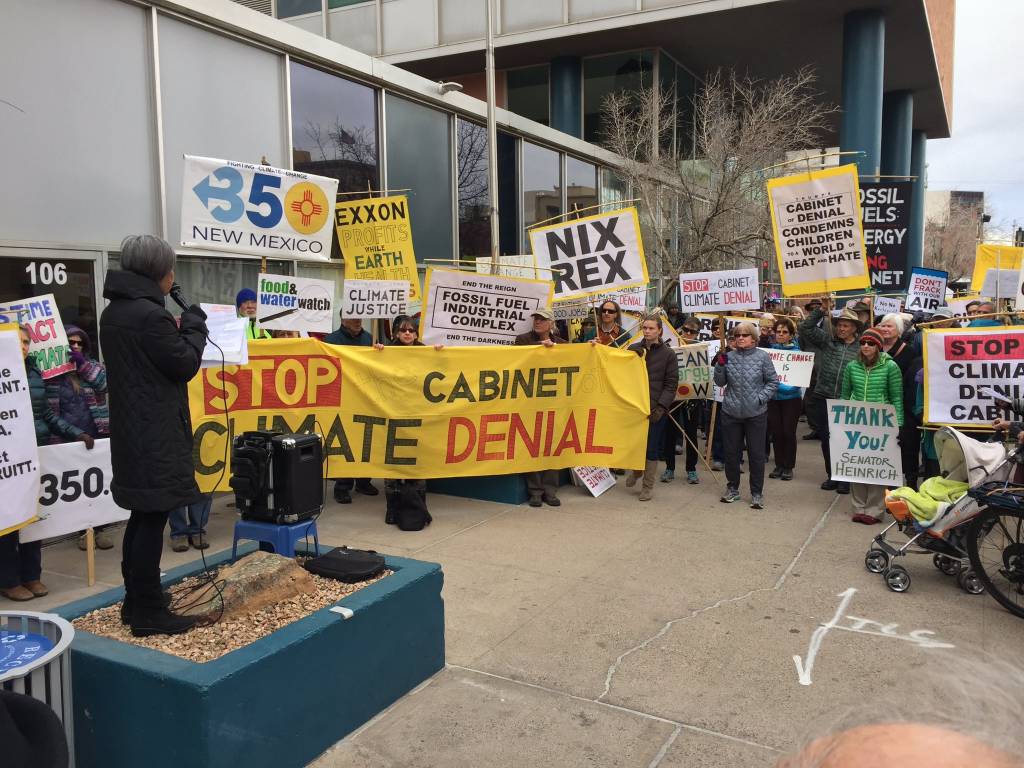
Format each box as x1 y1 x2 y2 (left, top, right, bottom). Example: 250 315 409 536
129 584 195 636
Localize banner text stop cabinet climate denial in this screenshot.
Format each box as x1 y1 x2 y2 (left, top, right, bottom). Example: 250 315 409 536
188 339 650 488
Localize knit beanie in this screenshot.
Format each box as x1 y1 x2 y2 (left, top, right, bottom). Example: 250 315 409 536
236 288 257 308
860 327 884 348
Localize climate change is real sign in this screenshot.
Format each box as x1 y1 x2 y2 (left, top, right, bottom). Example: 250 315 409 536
181 155 339 261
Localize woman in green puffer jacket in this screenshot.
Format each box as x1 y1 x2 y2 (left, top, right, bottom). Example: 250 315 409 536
840 327 903 525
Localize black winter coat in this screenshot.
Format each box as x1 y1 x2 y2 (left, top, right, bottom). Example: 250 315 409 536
99 270 208 512
628 339 679 412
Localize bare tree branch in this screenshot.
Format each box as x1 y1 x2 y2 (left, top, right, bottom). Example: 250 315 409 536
924 200 985 283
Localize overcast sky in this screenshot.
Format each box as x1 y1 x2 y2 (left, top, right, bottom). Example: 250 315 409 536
927 0 1024 236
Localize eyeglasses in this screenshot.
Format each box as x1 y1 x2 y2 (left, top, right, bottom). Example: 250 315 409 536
600 308 617 314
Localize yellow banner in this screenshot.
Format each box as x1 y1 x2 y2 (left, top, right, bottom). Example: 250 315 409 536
334 195 420 301
188 339 649 490
971 244 1024 292
767 164 871 296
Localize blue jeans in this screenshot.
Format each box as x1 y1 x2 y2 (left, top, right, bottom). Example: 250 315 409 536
169 496 212 539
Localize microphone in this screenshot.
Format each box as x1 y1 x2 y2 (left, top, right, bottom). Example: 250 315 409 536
169 282 192 313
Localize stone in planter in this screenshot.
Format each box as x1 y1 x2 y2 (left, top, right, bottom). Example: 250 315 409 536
179 550 316 620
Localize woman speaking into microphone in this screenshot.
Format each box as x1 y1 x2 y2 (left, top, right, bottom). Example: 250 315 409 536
100 235 208 637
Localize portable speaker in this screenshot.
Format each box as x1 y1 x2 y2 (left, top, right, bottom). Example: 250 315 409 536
230 430 323 523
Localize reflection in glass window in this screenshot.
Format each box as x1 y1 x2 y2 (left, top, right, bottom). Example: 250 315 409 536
456 120 490 263
599 167 628 207
522 142 562 250
290 61 379 194
170 257 291 314
0 256 98 354
582 51 653 144
506 65 549 126
676 64 697 159
565 156 597 219
386 94 454 273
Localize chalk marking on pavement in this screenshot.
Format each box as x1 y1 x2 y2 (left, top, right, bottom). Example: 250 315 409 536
792 595 957 685
597 497 840 702
447 664 782 754
792 587 856 686
648 726 682 768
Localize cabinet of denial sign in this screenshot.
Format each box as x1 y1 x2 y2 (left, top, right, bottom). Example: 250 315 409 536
767 164 871 297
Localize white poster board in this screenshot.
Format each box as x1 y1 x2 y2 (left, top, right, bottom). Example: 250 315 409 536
476 254 539 280
529 207 648 301
871 296 903 317
257 273 335 333
981 269 1019 301
0 328 40 534
180 155 339 261
766 349 815 388
20 439 130 543
341 279 409 320
923 327 1024 425
0 294 73 379
906 267 948 313
420 268 555 346
678 269 760 314
572 466 616 497
200 304 249 367
826 399 903 486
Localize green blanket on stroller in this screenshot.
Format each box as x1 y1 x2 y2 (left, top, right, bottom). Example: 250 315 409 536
888 477 969 526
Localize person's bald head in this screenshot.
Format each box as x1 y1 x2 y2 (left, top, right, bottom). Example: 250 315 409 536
777 723 1018 768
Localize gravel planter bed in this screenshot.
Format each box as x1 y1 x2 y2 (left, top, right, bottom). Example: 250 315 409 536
72 566 392 663
56 543 445 768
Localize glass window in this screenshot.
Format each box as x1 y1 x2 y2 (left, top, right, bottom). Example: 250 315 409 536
0 252 99 354
456 120 490 263
385 94 454 271
278 0 320 17
599 167 628 207
582 50 653 144
521 142 562 250
290 61 379 195
565 156 597 219
658 51 678 158
676 64 697 159
170 257 292 315
506 66 549 127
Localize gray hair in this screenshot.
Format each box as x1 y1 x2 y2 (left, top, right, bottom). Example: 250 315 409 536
120 235 176 283
879 313 906 336
732 321 758 339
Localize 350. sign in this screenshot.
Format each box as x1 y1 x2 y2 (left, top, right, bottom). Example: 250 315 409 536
180 155 339 261
38 466 109 506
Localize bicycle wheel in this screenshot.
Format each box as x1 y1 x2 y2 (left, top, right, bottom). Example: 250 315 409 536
966 507 1024 619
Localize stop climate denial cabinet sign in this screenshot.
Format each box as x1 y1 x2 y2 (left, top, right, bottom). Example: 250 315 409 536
678 268 760 314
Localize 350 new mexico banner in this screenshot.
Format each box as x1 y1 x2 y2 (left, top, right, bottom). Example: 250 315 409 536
188 339 649 489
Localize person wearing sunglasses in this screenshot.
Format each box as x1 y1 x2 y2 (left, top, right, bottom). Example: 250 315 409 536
840 327 904 524
713 321 778 509
767 317 802 482
582 300 628 347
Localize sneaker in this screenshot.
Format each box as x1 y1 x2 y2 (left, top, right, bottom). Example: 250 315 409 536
820 479 838 491
836 483 850 495
170 537 189 553
687 471 699 484
750 495 764 510
780 469 793 481
769 467 782 479
660 469 674 483
720 489 741 503
711 461 724 472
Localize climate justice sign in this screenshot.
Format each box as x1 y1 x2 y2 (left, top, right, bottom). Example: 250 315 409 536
529 207 648 301
187 340 649 485
923 327 1024 425
341 279 408 319
678 269 760 314
767 164 870 296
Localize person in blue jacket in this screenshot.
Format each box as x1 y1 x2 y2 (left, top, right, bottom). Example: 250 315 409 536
767 317 803 482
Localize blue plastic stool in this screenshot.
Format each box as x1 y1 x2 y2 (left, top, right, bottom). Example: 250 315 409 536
231 519 320 561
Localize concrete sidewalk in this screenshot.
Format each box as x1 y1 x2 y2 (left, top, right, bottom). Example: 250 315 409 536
24 449 1024 767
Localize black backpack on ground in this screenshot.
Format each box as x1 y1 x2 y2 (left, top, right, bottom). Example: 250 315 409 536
303 546 386 583
386 482 433 531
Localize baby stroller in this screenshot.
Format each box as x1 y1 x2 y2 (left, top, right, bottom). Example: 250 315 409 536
865 427 1014 594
